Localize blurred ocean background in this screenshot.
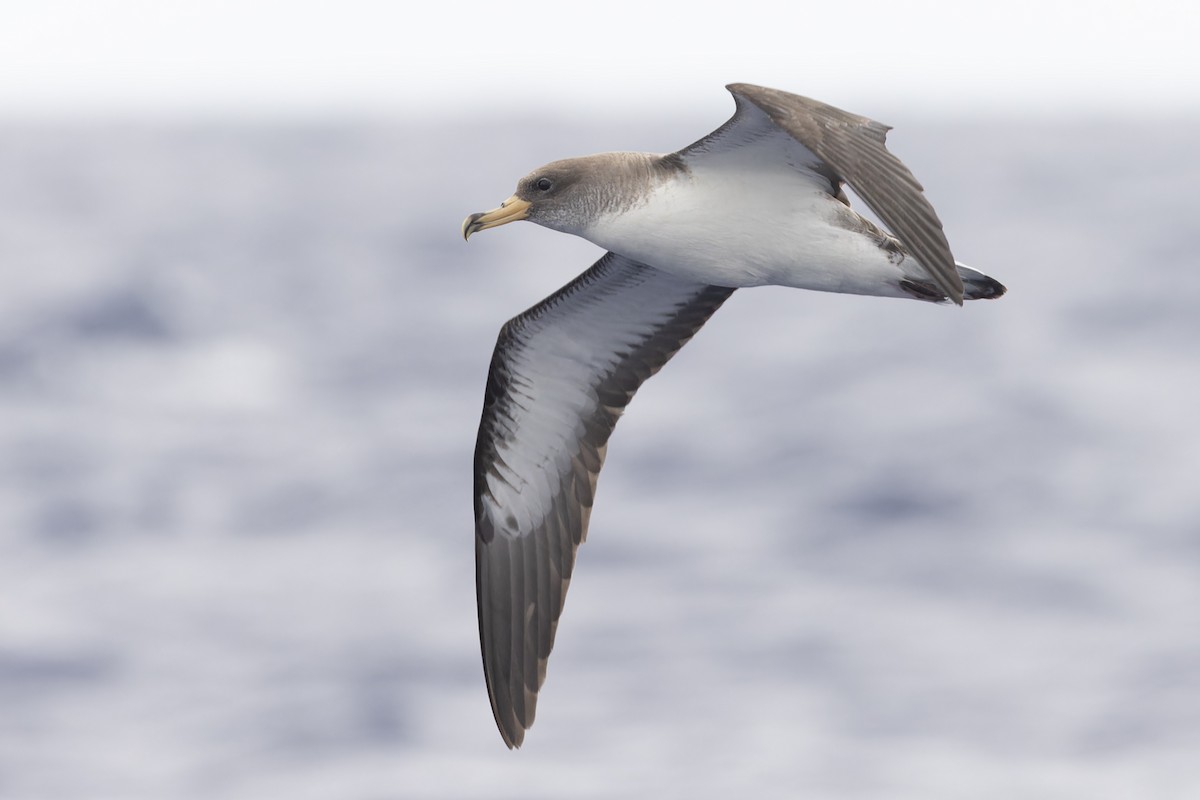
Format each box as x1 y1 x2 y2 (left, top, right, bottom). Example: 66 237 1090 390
1 108 1198 800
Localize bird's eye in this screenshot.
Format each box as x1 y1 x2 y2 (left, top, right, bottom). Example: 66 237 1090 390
535 177 553 191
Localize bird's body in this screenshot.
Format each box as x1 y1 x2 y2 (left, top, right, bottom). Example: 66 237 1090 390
462 83 1005 748
584 153 914 295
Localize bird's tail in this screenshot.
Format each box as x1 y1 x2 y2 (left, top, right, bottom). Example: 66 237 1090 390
956 262 1007 301
900 262 1006 303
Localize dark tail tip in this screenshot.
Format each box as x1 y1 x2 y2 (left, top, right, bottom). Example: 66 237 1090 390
963 274 1007 301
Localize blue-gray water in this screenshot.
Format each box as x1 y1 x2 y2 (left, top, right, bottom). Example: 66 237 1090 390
1 114 1198 798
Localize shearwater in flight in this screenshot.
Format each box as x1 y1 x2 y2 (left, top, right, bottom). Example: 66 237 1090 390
463 83 1006 747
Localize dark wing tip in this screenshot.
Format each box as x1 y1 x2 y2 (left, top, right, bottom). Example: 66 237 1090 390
725 82 887 129
488 677 528 749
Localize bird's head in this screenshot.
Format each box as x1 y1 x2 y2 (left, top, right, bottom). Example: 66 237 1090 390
463 153 667 241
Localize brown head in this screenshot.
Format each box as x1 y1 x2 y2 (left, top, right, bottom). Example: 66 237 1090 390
462 153 683 241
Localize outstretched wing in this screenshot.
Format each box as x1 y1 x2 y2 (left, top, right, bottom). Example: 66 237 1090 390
474 252 734 748
677 83 964 304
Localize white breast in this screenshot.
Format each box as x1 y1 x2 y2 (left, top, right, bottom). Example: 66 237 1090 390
583 163 909 298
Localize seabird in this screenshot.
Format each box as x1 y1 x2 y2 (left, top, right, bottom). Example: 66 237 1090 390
462 83 1005 748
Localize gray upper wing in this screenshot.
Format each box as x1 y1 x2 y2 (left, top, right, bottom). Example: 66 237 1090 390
474 252 734 747
678 83 964 304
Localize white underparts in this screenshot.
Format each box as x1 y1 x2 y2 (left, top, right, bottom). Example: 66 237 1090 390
583 163 920 299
